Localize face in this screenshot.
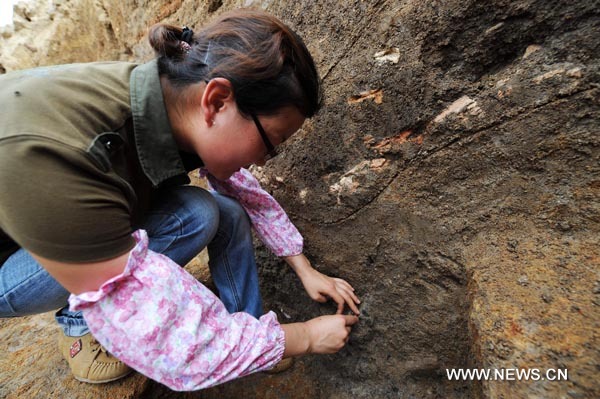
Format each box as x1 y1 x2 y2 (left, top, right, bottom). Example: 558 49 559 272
197 104 306 180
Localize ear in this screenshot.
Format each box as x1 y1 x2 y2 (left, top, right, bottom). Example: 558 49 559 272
201 78 235 127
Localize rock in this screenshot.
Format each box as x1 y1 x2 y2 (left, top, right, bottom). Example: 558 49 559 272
523 44 542 59
533 68 566 84
517 275 529 286
347 88 384 104
567 67 583 78
567 390 587 399
484 22 505 36
373 47 400 64
328 158 392 206
433 95 476 123
541 291 554 303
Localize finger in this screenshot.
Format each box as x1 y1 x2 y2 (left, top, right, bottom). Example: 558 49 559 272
348 290 361 306
338 287 361 315
343 315 359 326
334 280 361 306
347 298 360 315
334 278 356 292
336 283 359 301
328 290 345 314
313 294 327 303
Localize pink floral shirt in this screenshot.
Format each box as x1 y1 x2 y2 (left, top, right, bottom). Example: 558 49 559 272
202 167 304 257
70 168 301 389
70 230 286 390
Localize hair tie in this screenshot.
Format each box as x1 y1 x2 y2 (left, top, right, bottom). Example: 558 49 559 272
181 26 194 44
204 41 213 66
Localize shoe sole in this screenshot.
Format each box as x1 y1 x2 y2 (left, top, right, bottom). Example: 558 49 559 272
73 369 134 384
263 357 294 374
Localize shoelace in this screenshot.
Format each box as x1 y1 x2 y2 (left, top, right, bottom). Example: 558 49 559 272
90 338 108 353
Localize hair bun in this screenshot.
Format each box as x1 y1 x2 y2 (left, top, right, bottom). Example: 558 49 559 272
181 27 194 44
148 24 188 59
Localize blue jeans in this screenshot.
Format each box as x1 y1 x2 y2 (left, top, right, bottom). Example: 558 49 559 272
0 186 264 336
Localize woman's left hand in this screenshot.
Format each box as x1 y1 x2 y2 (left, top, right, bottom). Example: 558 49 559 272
284 254 360 315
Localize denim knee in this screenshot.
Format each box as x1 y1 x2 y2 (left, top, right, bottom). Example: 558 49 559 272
212 193 252 238
173 186 221 239
142 186 220 265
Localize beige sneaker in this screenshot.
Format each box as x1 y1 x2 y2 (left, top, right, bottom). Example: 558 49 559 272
58 332 133 383
264 357 294 374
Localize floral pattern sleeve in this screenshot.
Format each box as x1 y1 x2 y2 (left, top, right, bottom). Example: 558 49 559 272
201 168 303 257
69 230 285 391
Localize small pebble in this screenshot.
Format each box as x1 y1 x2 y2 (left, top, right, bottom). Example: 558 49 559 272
568 389 586 398
556 221 572 232
518 275 529 286
541 293 554 303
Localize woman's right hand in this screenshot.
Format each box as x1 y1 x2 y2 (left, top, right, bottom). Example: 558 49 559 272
305 314 359 354
281 314 359 357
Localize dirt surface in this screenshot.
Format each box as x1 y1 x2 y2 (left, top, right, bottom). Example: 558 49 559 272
1 0 599 398
0 313 149 398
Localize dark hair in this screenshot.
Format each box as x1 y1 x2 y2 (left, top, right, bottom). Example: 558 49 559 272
148 9 322 118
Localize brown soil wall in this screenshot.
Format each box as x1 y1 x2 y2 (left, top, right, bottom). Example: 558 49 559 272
1 1 598 398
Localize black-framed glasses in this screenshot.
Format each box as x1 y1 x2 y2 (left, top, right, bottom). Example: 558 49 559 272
251 113 278 161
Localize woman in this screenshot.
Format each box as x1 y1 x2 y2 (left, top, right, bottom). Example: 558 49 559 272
0 9 359 390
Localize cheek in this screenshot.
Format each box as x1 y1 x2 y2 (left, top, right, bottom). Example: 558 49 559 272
204 135 262 178
228 130 265 163
224 135 262 165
